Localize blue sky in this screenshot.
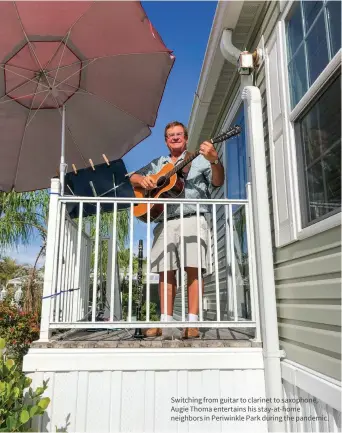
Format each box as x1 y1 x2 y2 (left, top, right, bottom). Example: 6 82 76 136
4 1 218 266
123 1 217 174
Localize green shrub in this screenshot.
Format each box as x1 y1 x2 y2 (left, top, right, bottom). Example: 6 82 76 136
0 337 50 432
0 299 40 365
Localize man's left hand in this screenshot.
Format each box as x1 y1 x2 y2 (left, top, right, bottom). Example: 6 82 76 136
199 141 219 163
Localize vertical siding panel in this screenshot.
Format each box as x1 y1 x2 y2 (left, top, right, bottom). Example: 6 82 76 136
52 372 78 432
74 371 89 432
246 370 268 433
201 370 221 433
154 371 178 433
86 372 111 432
109 371 123 433
187 370 205 433
177 370 189 433
120 371 146 432
144 371 155 432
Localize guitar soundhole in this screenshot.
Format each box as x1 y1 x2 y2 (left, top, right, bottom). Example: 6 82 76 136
157 176 167 188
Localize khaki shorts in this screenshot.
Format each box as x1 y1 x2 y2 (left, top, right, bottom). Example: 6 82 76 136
151 215 208 273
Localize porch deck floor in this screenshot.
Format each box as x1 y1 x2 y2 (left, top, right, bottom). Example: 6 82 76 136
32 327 261 348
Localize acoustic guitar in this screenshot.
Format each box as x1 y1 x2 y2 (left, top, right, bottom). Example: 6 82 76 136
133 125 242 222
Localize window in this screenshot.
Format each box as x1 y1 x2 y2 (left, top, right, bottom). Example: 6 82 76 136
296 74 341 226
286 0 341 108
226 106 247 200
225 105 250 318
286 0 341 227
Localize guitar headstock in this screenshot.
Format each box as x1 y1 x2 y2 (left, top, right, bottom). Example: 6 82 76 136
211 125 242 144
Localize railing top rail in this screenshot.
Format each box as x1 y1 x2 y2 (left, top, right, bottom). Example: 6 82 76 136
58 196 249 205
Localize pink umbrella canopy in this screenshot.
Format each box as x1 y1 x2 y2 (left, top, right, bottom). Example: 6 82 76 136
0 1 175 192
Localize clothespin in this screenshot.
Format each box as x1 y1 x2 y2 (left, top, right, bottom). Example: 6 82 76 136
89 159 95 171
102 154 110 166
72 164 78 175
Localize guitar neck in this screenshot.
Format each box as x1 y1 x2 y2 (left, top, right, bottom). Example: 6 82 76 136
165 150 200 179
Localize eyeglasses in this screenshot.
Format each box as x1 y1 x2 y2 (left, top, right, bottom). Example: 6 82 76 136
166 132 185 139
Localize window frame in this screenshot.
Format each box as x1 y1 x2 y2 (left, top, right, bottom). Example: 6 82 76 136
281 0 341 240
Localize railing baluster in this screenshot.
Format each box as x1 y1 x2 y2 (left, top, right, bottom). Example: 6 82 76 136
62 220 71 322
146 203 151 321
85 236 92 320
91 202 101 322
212 204 220 322
128 203 134 322
229 204 238 321
74 202 83 322
180 203 185 322
50 199 62 322
55 203 66 322
69 224 77 322
196 203 203 322
224 205 233 320
109 202 117 321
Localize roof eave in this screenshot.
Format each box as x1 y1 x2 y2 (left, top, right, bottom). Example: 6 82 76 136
187 1 244 150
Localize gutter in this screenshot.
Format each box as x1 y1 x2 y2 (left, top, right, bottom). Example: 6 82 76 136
187 1 243 151
220 22 285 433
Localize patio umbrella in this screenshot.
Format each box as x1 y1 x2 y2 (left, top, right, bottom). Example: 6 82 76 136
0 1 174 193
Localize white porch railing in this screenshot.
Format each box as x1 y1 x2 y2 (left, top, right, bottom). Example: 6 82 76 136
40 179 261 340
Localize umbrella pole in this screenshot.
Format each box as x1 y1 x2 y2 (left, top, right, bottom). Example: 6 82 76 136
60 105 67 195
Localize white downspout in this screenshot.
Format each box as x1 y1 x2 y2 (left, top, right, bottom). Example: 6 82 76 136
220 31 285 432
220 29 240 63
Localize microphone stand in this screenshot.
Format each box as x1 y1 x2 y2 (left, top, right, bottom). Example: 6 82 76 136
134 239 144 339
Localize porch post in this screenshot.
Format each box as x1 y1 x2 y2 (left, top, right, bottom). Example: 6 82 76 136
242 86 285 432
39 178 61 341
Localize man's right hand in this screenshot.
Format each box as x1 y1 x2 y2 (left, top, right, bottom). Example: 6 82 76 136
140 175 156 190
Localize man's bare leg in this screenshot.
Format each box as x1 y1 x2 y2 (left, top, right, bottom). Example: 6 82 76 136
143 270 177 338
184 267 204 338
186 267 204 315
159 270 177 316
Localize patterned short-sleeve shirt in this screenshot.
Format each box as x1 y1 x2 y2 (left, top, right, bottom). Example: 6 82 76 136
135 151 214 220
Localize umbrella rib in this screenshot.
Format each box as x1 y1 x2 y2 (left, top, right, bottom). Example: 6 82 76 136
55 59 96 88
51 31 71 88
13 2 52 88
0 64 49 89
0 78 39 102
0 89 49 105
25 91 52 128
12 79 41 189
3 63 37 73
44 1 96 71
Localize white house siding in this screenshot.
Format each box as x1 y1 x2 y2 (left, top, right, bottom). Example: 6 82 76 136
253 2 342 383
252 0 341 386
24 348 267 433
275 225 341 381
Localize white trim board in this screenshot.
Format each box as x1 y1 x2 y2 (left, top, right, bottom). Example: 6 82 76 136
281 360 341 412
23 347 264 372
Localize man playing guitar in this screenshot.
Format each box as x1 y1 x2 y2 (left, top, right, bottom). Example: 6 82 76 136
130 121 224 338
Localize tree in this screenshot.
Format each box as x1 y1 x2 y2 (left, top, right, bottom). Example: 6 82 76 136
0 191 130 314
0 191 48 312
